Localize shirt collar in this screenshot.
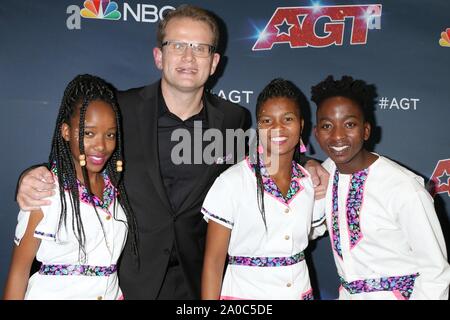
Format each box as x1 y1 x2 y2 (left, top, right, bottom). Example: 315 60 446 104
50 162 117 210
246 155 305 180
157 82 207 122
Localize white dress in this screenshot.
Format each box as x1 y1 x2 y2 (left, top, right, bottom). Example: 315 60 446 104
14 170 128 300
321 155 450 300
202 157 325 300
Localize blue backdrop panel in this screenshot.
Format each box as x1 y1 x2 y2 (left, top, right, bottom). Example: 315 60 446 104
1 0 449 299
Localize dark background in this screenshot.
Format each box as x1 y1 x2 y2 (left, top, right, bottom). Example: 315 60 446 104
1 0 449 299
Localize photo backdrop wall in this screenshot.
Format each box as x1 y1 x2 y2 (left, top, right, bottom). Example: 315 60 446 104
1 0 449 299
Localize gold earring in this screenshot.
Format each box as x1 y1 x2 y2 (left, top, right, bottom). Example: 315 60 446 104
79 154 86 167
116 160 123 172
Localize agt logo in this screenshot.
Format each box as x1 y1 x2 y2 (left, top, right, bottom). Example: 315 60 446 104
430 159 450 197
253 4 382 50
66 0 174 30
439 28 450 47
211 89 254 105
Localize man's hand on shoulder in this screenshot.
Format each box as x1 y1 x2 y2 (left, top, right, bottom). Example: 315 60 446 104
305 159 329 200
17 166 55 211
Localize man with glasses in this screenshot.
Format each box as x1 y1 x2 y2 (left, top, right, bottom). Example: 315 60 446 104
115 5 250 299
16 4 328 299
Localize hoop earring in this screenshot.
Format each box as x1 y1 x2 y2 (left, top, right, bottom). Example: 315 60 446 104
79 154 86 167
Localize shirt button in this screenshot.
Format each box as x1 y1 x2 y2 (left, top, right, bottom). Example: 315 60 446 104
97 296 103 300
284 235 290 240
286 283 292 288
284 208 290 214
106 215 111 220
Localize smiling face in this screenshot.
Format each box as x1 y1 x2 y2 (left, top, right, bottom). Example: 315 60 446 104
258 97 303 159
153 17 220 94
314 96 371 174
61 100 117 180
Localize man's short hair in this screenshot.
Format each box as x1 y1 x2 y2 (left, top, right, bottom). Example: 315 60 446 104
157 4 219 49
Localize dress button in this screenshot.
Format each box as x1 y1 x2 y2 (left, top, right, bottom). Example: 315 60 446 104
286 283 292 288
284 235 290 240
97 296 103 300
284 208 290 213
106 215 111 220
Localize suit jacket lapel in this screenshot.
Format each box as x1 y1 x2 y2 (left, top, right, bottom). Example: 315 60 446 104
176 94 225 214
137 84 173 213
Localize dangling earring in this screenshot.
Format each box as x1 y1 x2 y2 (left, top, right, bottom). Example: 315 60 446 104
79 154 86 167
116 160 123 172
299 139 307 153
257 145 264 154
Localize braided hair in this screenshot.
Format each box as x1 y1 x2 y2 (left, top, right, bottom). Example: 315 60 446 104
253 78 305 231
49 74 138 262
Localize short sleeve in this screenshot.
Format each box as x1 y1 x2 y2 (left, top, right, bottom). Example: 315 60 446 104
311 198 326 227
14 192 61 245
310 199 327 240
201 175 236 229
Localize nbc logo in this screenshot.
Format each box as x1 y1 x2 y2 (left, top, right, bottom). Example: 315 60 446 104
81 0 121 20
439 28 450 47
66 1 174 30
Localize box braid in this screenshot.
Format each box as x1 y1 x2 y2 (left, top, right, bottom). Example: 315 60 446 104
252 78 305 231
49 74 138 263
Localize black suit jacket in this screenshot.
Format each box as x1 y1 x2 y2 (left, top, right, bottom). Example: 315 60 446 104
117 81 249 299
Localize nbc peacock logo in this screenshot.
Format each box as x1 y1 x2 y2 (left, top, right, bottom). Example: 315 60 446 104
66 1 174 30
81 0 121 20
439 28 450 47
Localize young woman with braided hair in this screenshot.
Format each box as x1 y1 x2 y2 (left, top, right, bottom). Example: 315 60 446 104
3 74 138 300
201 79 326 300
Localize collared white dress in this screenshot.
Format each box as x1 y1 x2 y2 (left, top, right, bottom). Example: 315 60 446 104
14 169 128 300
321 155 450 300
202 157 325 300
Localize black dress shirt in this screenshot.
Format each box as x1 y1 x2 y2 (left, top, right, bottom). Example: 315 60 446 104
156 86 211 271
157 88 210 214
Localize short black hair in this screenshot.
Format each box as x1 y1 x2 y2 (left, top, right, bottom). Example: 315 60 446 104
311 75 373 121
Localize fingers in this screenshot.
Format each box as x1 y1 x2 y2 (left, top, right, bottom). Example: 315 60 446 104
17 167 55 211
304 159 321 187
309 166 320 187
31 167 55 185
17 194 52 211
316 165 330 189
314 185 327 200
313 165 330 199
24 168 55 191
305 160 330 188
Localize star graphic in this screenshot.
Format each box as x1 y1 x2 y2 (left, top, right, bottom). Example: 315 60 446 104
437 170 450 186
275 19 294 36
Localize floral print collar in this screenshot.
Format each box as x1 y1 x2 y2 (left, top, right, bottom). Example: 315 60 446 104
51 164 117 212
246 156 306 205
330 168 368 259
